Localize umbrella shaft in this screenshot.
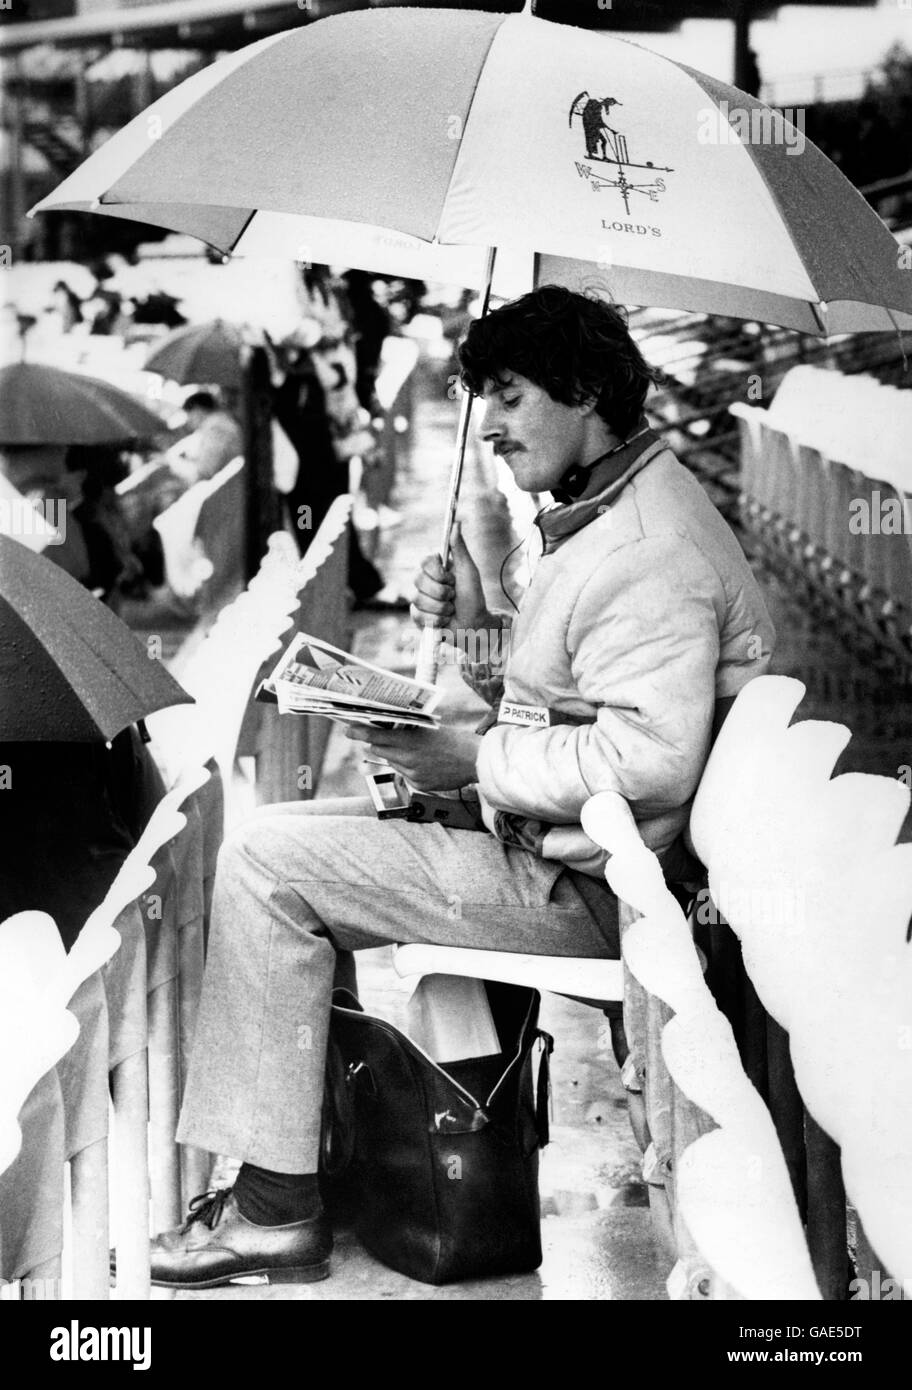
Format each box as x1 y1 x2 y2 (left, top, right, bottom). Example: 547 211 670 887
417 248 497 690
438 381 474 564
438 245 497 566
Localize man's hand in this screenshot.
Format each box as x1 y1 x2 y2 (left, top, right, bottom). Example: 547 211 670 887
412 522 489 636
344 724 480 791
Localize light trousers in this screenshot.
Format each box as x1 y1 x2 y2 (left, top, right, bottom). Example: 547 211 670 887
177 797 619 1173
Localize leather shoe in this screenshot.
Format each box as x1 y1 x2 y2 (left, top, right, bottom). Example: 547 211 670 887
112 1188 332 1289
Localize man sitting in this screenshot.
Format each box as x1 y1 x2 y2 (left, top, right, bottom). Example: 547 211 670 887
145 287 775 1288
168 391 243 486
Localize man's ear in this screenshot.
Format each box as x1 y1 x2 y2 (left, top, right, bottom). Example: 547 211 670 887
577 394 599 417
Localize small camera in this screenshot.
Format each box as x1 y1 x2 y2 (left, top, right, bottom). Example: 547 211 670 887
364 768 412 818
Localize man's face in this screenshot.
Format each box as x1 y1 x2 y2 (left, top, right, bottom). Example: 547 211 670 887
477 371 588 493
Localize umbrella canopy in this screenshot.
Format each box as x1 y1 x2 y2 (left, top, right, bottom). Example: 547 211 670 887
0 362 168 446
32 7 912 336
0 534 193 741
145 317 245 387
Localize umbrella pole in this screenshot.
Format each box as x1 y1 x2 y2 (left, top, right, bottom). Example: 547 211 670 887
416 246 497 686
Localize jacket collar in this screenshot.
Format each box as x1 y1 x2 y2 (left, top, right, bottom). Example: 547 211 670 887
535 427 665 554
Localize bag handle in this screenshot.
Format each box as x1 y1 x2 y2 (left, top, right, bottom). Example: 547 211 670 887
535 1029 554 1149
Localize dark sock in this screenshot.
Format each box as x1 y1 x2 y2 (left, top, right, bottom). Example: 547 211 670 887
234 1164 321 1227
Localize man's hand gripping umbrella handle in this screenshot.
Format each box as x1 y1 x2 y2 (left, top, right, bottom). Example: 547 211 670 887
415 247 496 688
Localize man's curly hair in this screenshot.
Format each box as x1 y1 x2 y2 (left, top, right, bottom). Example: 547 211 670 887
458 285 661 439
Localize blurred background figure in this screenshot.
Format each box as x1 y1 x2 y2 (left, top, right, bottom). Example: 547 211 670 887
0 442 142 605
167 389 243 486
267 327 388 606
266 286 408 612
385 276 428 328
0 443 90 589
742 46 762 98
83 259 125 336
0 725 165 952
49 280 83 335
343 269 392 411
64 443 144 606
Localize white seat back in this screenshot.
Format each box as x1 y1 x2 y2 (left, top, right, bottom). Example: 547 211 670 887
688 674 912 1285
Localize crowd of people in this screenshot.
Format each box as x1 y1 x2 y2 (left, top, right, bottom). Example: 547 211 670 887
2 259 434 615
0 256 438 960
266 265 422 610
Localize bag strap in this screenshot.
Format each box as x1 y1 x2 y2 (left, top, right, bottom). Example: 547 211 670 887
320 1032 356 1177
320 991 364 1177
535 1029 554 1149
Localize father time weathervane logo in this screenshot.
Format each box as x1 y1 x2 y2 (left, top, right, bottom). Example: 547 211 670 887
569 91 674 217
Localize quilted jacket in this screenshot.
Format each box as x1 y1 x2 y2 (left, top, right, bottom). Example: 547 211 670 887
462 430 776 877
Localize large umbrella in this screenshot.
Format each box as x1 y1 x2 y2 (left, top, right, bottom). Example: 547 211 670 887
0 362 167 446
144 318 244 388
0 533 193 741
31 8 912 336
32 6 912 676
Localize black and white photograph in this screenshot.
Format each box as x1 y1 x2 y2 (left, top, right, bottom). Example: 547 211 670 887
1 0 911 1355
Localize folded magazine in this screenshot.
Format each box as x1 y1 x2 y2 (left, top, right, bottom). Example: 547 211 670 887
257 632 441 729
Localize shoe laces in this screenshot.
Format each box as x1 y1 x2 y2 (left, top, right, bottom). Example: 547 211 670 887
182 1188 231 1233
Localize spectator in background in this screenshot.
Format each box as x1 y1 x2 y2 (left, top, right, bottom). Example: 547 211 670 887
83 260 124 337
0 444 91 588
343 270 392 411
851 99 895 187
386 276 427 328
64 444 143 606
267 333 408 611
49 280 83 334
0 726 165 952
741 47 762 100
277 264 410 609
130 290 186 330
1 444 142 605
168 391 244 486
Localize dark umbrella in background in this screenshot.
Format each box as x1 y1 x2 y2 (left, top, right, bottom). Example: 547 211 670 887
0 534 193 740
144 318 244 388
0 362 167 447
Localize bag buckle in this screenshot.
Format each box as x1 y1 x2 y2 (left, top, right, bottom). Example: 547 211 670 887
346 1059 376 1096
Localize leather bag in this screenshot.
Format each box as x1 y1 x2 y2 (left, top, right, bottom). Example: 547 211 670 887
322 981 553 1285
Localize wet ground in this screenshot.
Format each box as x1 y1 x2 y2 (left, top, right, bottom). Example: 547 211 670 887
148 360 912 1301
